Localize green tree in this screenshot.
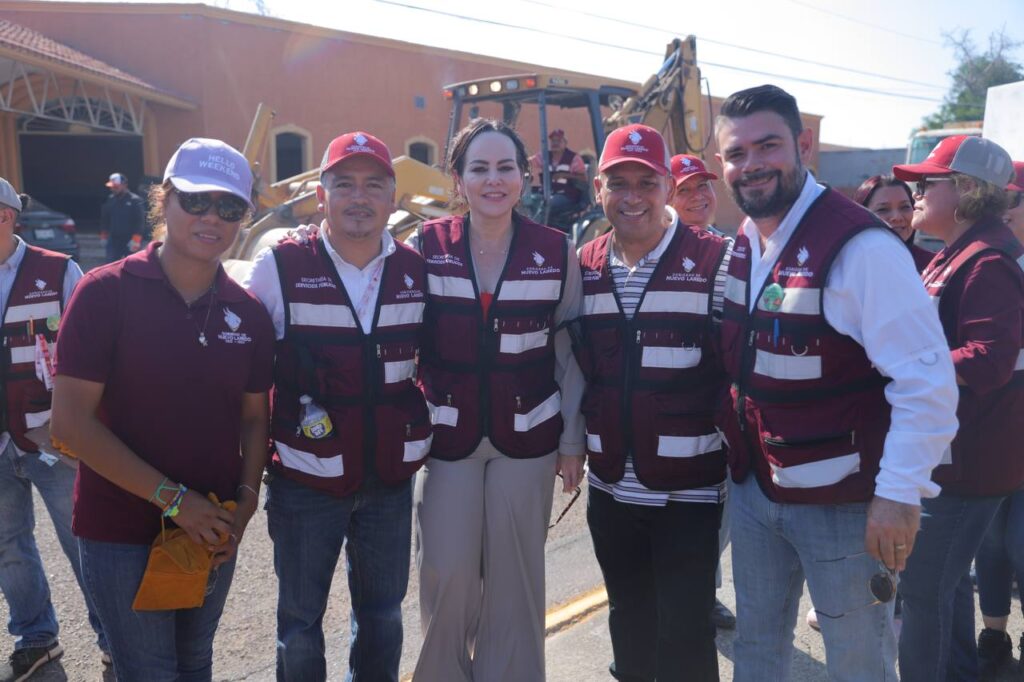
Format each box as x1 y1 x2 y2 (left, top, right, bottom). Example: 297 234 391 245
924 29 1024 128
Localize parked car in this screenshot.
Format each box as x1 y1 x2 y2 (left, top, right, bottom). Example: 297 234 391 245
14 196 80 261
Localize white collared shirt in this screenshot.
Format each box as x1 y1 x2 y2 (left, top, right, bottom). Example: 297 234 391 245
243 226 397 338
740 172 959 505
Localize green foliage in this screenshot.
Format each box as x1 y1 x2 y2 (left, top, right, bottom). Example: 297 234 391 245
924 29 1024 129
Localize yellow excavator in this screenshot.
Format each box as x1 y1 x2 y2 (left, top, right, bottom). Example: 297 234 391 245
223 36 707 278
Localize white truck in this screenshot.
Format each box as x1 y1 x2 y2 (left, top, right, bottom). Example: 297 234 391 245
983 79 1024 159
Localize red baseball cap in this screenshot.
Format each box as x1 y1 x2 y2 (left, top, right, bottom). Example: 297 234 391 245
670 154 718 185
1007 161 1024 192
599 124 670 176
549 129 566 139
893 135 1014 186
320 131 394 178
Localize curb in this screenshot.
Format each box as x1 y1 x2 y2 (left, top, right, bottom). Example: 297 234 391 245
544 585 608 637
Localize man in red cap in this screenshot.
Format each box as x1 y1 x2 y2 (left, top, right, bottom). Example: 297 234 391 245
528 128 589 231
715 85 957 682
572 123 729 681
243 131 429 681
99 172 145 263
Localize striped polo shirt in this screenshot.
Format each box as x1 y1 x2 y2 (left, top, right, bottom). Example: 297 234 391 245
587 212 733 507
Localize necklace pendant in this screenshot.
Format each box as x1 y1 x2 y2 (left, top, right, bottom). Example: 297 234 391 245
199 332 208 347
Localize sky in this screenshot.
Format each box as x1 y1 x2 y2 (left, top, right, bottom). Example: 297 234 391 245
53 0 1024 149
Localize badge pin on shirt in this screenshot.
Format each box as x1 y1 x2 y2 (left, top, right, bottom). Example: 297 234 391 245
761 283 785 312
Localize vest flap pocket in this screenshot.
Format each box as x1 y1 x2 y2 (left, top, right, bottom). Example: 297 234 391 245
762 431 859 489
24 409 52 430
427 402 459 428
402 414 433 463
384 359 417 384
642 346 702 370
753 349 822 381
499 327 550 355
653 398 720 458
514 391 561 432
274 440 345 478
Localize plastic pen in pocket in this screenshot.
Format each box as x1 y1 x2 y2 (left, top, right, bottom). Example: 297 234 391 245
772 318 780 347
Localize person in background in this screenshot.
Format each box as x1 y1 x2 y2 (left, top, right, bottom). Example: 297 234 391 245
668 152 736 632
892 135 1023 682
413 118 584 682
528 128 589 231
0 178 107 682
854 175 934 272
715 85 957 682
51 138 273 681
1002 161 1024 243
99 173 146 263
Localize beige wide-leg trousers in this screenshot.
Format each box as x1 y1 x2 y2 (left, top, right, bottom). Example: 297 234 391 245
413 439 557 682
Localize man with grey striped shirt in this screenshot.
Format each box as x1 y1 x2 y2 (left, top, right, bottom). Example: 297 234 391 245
573 124 729 682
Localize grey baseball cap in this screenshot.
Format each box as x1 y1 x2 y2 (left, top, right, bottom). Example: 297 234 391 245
0 178 21 212
893 135 1014 187
163 137 254 207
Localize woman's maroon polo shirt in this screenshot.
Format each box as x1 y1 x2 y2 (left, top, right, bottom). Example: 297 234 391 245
56 243 275 544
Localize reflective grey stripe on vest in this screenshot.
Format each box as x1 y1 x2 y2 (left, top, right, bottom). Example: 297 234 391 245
769 453 861 488
288 303 357 328
427 274 475 299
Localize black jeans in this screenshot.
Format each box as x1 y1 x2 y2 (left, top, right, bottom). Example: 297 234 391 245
587 486 721 682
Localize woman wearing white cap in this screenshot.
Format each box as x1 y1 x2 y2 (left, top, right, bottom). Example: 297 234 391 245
892 136 1024 681
50 138 275 681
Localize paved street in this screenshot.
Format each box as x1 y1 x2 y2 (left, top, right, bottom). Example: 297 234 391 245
8 472 1024 681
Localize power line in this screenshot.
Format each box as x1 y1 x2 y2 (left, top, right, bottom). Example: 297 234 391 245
517 0 947 90
783 0 944 46
374 0 943 103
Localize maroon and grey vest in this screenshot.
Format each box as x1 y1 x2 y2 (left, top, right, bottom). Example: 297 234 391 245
574 226 728 490
2 246 68 453
718 189 890 504
270 235 429 497
922 218 1024 496
417 214 567 460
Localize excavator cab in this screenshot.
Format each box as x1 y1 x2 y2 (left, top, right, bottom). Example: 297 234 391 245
441 36 709 244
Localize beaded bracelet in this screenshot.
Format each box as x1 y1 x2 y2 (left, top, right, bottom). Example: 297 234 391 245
162 485 188 518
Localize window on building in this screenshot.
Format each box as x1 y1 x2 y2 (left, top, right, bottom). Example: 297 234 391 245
275 132 306 181
409 141 434 165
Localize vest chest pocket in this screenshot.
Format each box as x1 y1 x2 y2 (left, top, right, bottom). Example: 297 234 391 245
762 431 860 490
378 341 418 385
496 317 552 356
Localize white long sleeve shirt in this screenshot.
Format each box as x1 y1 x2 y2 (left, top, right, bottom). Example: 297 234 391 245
741 172 958 505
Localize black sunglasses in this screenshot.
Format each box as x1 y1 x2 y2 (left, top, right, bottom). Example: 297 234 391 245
813 554 896 620
175 189 249 222
914 177 954 197
548 475 582 530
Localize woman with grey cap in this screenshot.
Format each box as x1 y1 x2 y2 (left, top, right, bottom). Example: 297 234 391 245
0 177 110 681
49 139 275 681
892 136 1024 681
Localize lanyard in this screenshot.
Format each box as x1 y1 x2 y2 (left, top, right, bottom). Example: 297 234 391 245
353 258 386 328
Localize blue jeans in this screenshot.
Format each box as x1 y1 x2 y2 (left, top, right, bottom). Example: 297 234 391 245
975 488 1024 617
729 476 897 682
899 492 1003 681
266 474 411 682
78 537 235 681
0 441 105 651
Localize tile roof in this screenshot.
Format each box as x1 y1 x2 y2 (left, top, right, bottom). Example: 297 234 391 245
0 18 163 93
